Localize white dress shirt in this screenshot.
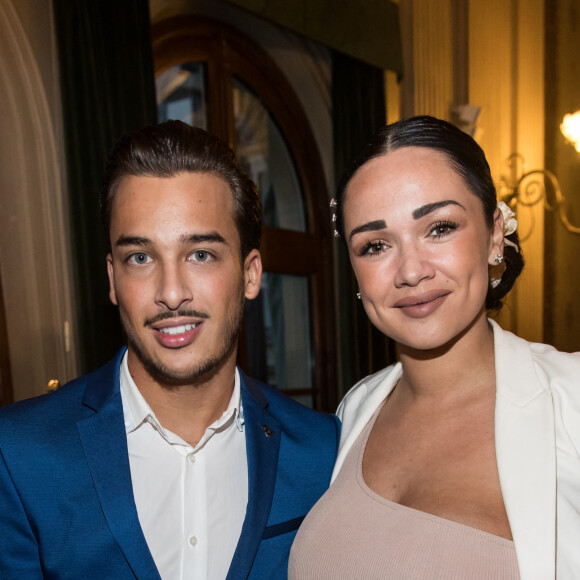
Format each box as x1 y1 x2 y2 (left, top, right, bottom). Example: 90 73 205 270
119 353 248 580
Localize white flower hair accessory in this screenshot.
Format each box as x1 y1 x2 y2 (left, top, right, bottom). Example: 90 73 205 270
490 202 519 289
497 201 519 253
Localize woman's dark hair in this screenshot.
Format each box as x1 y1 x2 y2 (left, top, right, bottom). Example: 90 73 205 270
336 115 524 310
101 120 261 260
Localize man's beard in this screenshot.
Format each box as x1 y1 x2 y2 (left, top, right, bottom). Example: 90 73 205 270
119 290 245 388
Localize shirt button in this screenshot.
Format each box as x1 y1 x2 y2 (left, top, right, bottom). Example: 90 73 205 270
189 536 198 547
187 453 196 464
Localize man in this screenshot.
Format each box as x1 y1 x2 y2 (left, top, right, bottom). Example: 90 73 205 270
0 121 339 579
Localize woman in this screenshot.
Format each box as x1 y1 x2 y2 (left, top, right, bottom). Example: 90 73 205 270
289 116 580 579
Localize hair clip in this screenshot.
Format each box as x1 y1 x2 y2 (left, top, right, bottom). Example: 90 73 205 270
330 198 340 237
497 201 520 253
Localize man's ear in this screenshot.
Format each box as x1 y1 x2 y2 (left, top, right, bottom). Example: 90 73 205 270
488 207 505 265
243 249 263 300
107 253 118 306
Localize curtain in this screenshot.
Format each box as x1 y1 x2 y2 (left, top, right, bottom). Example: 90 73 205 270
53 0 158 373
332 50 397 393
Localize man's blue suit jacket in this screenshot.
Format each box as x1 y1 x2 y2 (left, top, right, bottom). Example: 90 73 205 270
0 349 340 579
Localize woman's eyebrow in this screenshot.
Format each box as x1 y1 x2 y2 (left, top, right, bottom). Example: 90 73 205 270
348 219 387 242
412 200 465 220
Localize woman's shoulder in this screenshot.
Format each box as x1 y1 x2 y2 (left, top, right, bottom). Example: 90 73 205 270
491 319 580 404
337 363 402 421
491 318 580 375
331 363 402 481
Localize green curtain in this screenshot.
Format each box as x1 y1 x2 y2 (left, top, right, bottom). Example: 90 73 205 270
332 51 397 394
53 0 158 374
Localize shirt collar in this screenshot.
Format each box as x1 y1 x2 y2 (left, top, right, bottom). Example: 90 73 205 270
119 351 244 445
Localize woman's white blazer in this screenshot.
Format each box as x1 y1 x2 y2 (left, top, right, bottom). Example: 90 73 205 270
332 319 580 580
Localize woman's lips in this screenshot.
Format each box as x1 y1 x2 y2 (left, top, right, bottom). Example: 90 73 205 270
393 290 451 319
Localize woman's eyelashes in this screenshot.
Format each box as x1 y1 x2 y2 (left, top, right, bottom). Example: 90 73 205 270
359 240 388 257
428 220 459 238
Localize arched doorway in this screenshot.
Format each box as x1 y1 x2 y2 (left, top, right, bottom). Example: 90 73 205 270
152 17 337 411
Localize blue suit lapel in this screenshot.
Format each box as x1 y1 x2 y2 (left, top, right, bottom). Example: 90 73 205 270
227 373 281 580
77 349 161 580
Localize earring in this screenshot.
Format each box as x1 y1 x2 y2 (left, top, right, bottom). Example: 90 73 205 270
493 254 503 264
356 292 361 300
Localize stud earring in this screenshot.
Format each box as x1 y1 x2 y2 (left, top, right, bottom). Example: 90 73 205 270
493 254 503 264
356 292 361 300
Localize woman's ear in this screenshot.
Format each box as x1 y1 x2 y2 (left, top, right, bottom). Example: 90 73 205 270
488 207 505 265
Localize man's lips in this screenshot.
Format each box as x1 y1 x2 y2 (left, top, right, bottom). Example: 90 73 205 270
157 323 199 336
150 318 203 332
148 315 207 348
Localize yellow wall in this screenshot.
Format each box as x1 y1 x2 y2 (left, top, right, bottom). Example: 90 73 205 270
399 0 545 342
545 0 580 352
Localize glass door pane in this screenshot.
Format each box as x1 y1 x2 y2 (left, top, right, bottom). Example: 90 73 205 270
234 78 314 405
156 63 208 129
244 273 313 407
233 78 307 232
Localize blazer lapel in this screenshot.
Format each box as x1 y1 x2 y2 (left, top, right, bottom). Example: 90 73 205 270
332 363 402 481
77 350 161 580
226 373 281 580
492 322 556 579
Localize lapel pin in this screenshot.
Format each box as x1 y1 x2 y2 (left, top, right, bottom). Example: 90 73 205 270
261 424 275 437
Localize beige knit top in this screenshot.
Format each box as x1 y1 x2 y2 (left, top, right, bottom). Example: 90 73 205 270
289 407 520 579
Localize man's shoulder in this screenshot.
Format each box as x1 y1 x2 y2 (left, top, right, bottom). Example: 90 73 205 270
241 373 339 434
0 378 89 457
0 376 85 422
0 350 124 438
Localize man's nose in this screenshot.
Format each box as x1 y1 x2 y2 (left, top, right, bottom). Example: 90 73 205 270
155 263 193 310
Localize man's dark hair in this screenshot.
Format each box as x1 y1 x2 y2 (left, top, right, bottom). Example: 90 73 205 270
101 120 262 259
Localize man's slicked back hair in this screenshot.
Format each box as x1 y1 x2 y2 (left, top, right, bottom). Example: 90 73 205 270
101 120 262 259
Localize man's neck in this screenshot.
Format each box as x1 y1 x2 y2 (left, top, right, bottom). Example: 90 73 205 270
127 353 238 445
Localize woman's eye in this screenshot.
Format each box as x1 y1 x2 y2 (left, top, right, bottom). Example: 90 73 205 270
360 241 387 256
429 221 457 238
128 253 150 265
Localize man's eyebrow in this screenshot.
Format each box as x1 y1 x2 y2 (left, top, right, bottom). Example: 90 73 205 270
183 232 227 245
114 235 151 247
348 220 387 242
114 232 227 248
412 200 465 220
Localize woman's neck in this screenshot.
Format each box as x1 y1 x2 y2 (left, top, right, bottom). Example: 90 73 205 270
396 314 496 403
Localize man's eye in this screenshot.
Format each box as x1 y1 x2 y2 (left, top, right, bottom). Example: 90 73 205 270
191 251 210 262
128 253 150 265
